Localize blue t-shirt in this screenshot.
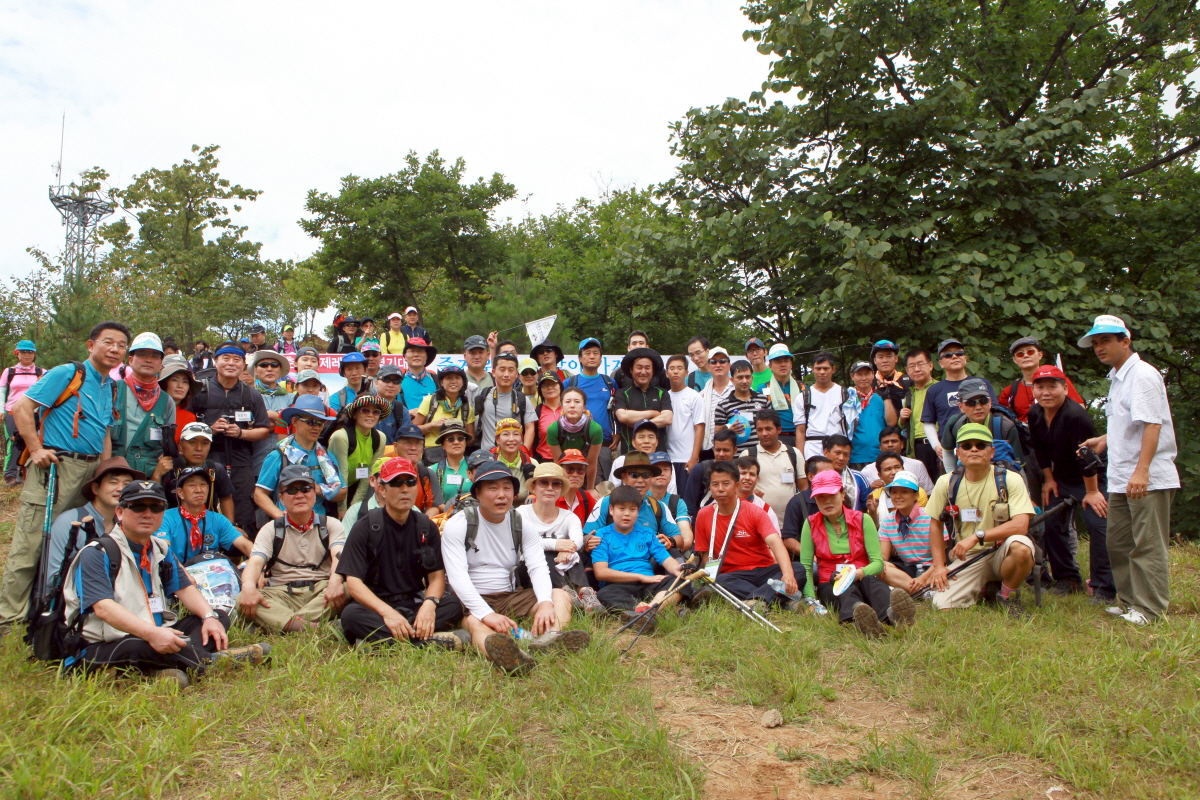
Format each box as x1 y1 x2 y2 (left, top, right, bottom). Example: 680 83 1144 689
569 372 615 440
590 523 671 580
24 360 116 454
75 540 184 626
255 447 339 515
155 508 243 563
850 394 888 464
688 370 713 391
401 372 438 412
920 377 998 432
584 495 681 539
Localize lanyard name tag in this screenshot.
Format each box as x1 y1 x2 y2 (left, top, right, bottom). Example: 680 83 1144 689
781 469 795 484
148 595 164 613
703 559 722 579
149 427 163 441
235 410 252 423
447 474 464 486
961 508 981 523
355 467 369 480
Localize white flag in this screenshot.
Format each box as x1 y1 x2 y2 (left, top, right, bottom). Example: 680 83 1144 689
525 315 557 348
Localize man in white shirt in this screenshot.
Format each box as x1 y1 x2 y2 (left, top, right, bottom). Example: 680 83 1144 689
665 355 705 498
440 461 591 674
795 351 847 458
739 410 803 527
1079 316 1179 625
698 346 734 457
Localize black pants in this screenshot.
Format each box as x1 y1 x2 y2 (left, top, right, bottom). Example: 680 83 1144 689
817 575 891 623
715 564 795 603
911 437 942 480
340 595 464 644
1044 477 1114 597
3 414 20 480
597 575 694 611
673 463 690 498
225 463 259 533
70 611 232 675
542 550 589 589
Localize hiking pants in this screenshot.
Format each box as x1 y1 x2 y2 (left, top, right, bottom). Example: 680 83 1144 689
541 551 589 590
2 415 19 482
597 576 694 611
1044 477 1114 598
250 581 331 633
226 464 259 534
340 595 464 645
70 611 232 675
817 575 891 624
0 456 96 626
716 564 789 603
1107 490 1174 619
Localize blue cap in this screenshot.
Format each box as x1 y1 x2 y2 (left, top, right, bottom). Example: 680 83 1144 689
280 394 335 423
470 461 520 496
239 337 250 343
14 340 35 352
648 452 671 466
885 470 921 493
396 423 424 441
1078 314 1130 348
338 351 366 376
578 337 601 352
633 419 658 435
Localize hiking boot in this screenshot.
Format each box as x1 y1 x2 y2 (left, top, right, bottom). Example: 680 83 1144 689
419 632 465 651
997 593 1026 619
151 668 190 690
1048 580 1083 597
3 476 20 487
887 588 916 627
484 633 535 676
620 608 657 634
852 602 886 638
577 586 603 615
912 587 935 603
1119 608 1151 626
563 585 583 610
213 642 272 666
691 587 717 607
1089 593 1117 607
526 629 592 654
451 628 472 649
981 581 1002 607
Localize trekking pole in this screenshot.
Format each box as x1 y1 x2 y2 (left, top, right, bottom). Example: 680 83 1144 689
607 570 702 643
28 462 58 625
695 573 783 633
944 498 1077 580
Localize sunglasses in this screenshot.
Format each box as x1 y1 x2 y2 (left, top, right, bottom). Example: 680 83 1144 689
940 351 966 359
1013 348 1039 358
963 397 990 407
282 484 316 495
356 408 382 415
958 440 991 452
126 502 166 514
563 465 587 473
442 435 468 444
624 470 653 480
386 477 418 488
709 358 730 365
295 417 324 428
536 479 565 489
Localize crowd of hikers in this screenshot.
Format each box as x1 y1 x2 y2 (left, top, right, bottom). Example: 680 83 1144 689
0 307 1179 684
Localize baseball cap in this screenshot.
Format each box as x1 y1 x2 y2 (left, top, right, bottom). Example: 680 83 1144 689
648 452 671 468
404 306 419 315
296 369 322 385
438 364 466 383
850 360 873 373
248 324 266 334
885 470 921 493
359 341 381 354
467 450 493 469
14 340 35 352
1009 336 1041 354
537 370 560 385
129 331 164 354
1031 365 1068 384
632 419 658 436
463 334 488 351
578 337 601 352
283 324 295 332
745 337 767 352
707 346 730 360
388 312 404 321
518 357 538 375
396 423 424 441
471 461 520 496
957 377 990 401
937 339 965 355
376 364 402 380
767 343 793 362
809 470 844 497
557 448 588 466
179 422 214 441
278 464 316 489
175 465 213 486
1078 314 1130 348
297 346 320 359
494 352 518 367
380 457 418 483
955 422 994 444
119 480 167 506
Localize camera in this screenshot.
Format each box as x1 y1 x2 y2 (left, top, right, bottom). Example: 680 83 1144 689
1077 446 1105 477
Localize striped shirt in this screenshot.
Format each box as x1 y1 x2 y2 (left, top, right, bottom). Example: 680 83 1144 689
877 506 934 569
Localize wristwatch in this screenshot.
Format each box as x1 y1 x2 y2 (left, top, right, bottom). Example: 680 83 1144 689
975 529 987 545
202 610 220 621
423 596 441 607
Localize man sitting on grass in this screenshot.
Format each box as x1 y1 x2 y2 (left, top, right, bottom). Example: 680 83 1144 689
337 458 464 648
442 461 591 675
875 471 936 599
592 485 691 626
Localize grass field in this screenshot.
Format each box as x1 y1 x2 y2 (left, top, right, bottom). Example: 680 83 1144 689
1 495 1198 799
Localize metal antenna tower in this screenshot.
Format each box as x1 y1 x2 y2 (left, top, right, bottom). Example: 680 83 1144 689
48 113 113 281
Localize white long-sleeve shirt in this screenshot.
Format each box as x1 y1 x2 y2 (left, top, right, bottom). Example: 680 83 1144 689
516 505 584 551
441 508 554 620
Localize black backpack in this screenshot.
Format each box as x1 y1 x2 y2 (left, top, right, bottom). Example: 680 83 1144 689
366 507 438 573
25 517 115 661
938 466 1013 552
473 389 528 439
462 505 529 588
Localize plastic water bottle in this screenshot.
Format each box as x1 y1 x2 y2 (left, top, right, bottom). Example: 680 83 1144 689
767 578 803 602
511 627 533 640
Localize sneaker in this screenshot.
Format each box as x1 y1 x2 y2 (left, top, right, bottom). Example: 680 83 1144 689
912 587 935 602
563 585 583 610
577 586 603 615
1119 608 1151 626
422 632 465 651
484 633 536 676
3 476 19 487
151 668 190 689
451 628 472 649
1089 593 1117 606
526 629 592 654
1104 604 1126 616
997 593 1026 619
213 642 272 666
852 602 886 638
887 588 916 627
620 608 657 634
1048 580 1083 596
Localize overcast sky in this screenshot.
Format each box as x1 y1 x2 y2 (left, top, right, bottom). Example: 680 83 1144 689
0 1 768 287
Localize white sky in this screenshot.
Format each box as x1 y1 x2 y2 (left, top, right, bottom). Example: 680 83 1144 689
0 1 768 286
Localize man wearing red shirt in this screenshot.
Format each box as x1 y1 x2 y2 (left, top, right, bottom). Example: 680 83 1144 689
693 461 799 605
999 337 1084 423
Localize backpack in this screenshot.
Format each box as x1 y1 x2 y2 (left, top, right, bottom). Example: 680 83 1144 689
462 505 530 588
25 517 114 661
990 403 1033 460
939 465 1014 551
366 507 438 571
742 444 799 477
18 362 120 465
4 364 43 396
801 385 851 437
474 388 528 434
381 329 406 352
265 514 330 576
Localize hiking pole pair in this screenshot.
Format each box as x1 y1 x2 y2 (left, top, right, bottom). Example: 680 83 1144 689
944 498 1077 581
693 572 782 633
609 570 706 653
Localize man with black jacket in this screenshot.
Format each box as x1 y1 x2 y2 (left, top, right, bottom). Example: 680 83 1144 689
612 347 673 454
1028 366 1115 601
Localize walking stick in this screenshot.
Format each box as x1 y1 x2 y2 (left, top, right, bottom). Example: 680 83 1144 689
944 498 1077 581
694 573 783 632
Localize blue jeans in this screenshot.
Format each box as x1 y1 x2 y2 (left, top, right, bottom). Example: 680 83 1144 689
1045 477 1114 598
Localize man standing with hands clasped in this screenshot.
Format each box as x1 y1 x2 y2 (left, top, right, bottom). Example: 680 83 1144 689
1078 316 1178 625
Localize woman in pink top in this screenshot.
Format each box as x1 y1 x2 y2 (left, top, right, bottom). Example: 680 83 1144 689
533 371 564 461
1 340 43 485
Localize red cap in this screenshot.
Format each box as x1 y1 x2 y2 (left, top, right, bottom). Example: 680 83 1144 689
1031 365 1068 383
405 337 429 348
379 457 418 483
558 448 588 466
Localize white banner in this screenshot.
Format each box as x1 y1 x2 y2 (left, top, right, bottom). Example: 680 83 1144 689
524 315 557 348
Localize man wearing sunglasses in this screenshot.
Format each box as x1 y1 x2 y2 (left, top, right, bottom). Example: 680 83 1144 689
162 423 237 522
998 337 1084 424
255 396 346 523
370 364 413 444
584 452 684 549
697 346 734 459
921 339 997 469
918 423 1036 616
937 378 1026 476
62 481 269 687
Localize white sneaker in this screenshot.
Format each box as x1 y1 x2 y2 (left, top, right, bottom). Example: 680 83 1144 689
1104 605 1126 616
1119 609 1151 626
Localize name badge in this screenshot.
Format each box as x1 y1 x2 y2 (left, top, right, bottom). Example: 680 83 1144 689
148 596 164 614
355 467 369 480
961 508 981 523
447 474 464 486
149 427 162 441
703 559 722 578
235 410 253 423
781 469 795 485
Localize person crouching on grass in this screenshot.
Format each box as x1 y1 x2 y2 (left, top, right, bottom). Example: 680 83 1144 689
875 471 936 601
799 469 916 637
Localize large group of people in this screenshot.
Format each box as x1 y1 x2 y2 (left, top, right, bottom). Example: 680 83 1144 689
0 308 1179 685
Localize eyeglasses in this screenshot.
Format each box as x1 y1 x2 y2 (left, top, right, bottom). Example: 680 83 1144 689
295 417 324 428
442 435 468 444
963 397 990 407
386 477 418 488
940 351 966 359
126 502 166 514
282 484 316 495
1013 348 1039 358
958 440 991 452
709 358 729 365
624 470 653 480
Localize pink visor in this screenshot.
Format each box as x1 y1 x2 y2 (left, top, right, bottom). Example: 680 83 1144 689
809 469 844 497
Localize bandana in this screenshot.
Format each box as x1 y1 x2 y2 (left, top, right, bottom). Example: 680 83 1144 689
557 409 592 435
286 514 314 533
277 435 343 501
495 417 522 435
875 370 906 391
180 506 207 552
256 378 289 397
125 370 162 412
140 540 153 573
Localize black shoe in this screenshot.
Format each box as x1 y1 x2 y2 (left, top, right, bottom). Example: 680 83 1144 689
620 609 657 634
982 581 1002 607
1048 580 1083 597
691 587 716 607
997 592 1027 619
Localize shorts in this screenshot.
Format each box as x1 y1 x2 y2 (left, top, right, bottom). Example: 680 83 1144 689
932 535 1035 610
480 589 542 619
